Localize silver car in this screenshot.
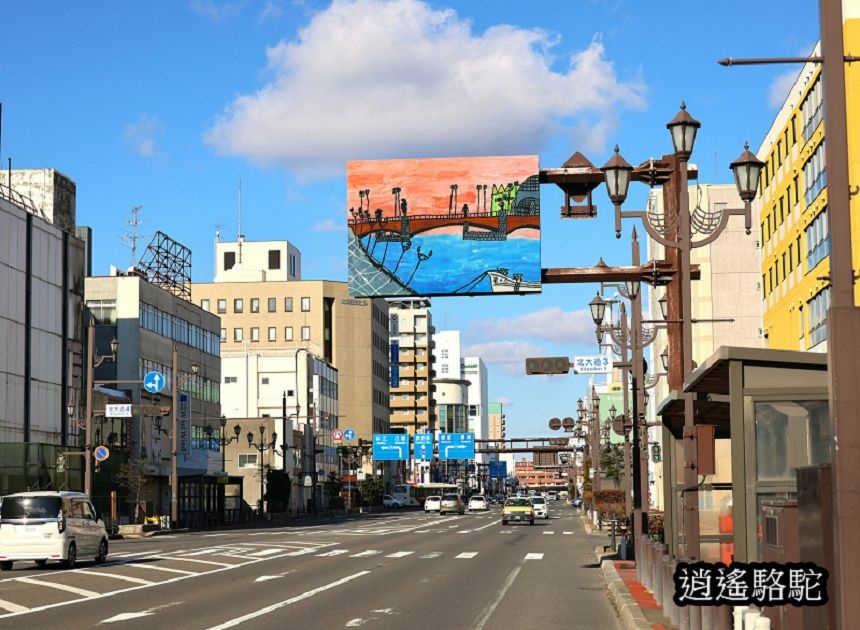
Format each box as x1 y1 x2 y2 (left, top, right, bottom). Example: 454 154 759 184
440 493 465 515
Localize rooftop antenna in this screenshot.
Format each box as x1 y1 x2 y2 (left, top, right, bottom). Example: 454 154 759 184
214 223 222 279
120 206 149 268
237 178 244 265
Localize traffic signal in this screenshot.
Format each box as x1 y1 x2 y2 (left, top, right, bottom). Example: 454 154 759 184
337 446 345 457
525 357 570 375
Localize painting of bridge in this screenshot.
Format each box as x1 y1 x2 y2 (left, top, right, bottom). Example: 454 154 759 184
347 155 542 298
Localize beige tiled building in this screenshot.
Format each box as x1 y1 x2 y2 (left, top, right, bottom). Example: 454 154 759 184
387 298 435 435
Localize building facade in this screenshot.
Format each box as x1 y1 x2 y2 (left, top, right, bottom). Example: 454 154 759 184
387 298 435 434
462 357 490 464
1 169 87 494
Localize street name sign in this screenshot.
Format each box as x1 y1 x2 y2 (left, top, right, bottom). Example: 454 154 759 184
413 433 433 460
439 432 475 460
571 356 612 374
372 434 409 461
106 404 132 418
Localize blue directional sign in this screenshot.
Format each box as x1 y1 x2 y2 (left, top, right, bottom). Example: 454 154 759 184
343 429 356 441
438 432 475 460
414 433 433 460
489 460 507 479
143 371 166 394
372 434 409 461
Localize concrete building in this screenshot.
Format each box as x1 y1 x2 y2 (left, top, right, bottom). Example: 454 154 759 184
84 271 222 521
192 238 390 506
462 357 490 464
487 402 505 443
646 184 764 516
0 169 87 494
387 298 435 435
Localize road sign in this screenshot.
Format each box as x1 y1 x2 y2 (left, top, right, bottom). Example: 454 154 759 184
106 403 132 418
372 434 409 461
317 468 325 477
489 460 507 479
572 355 612 374
413 433 433 460
94 445 110 462
143 371 166 394
343 429 355 441
303 475 313 487
332 429 344 442
438 433 475 460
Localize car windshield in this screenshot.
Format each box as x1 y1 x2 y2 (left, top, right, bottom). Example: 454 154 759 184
531 498 546 505
505 498 531 507
470 496 485 501
1 496 61 520
441 494 459 501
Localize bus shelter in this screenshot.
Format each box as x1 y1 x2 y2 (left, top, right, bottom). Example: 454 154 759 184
656 346 829 563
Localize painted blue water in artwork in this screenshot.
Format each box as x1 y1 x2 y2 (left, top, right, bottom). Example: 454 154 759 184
351 230 541 296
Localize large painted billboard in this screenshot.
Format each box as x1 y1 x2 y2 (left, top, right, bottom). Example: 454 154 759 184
347 156 541 297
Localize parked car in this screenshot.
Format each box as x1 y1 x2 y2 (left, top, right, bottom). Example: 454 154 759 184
424 496 442 513
546 491 558 501
572 497 583 507
440 494 465 515
468 495 489 511
382 494 403 508
530 496 549 519
501 497 534 525
0 491 109 570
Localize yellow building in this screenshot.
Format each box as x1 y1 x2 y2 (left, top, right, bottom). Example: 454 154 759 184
756 5 860 349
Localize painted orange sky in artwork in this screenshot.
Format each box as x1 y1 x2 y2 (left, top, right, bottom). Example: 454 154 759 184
347 155 539 232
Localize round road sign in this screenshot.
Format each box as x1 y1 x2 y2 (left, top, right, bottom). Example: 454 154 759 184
332 429 344 442
94 445 110 462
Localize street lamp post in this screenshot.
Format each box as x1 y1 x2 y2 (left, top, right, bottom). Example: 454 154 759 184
247 424 278 515
83 317 118 497
600 103 762 560
204 416 241 474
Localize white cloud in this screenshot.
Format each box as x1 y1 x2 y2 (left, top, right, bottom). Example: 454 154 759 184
768 68 802 109
259 0 284 22
190 0 244 21
469 306 594 345
495 396 513 407
205 0 646 178
123 114 163 157
312 218 345 231
461 340 546 375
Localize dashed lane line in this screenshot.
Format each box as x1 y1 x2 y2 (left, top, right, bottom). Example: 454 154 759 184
15 577 100 598
455 552 478 559
73 570 154 586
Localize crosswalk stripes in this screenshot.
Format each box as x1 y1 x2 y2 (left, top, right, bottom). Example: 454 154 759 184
350 550 381 557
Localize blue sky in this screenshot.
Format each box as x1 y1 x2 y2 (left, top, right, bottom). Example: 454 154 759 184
1 0 821 439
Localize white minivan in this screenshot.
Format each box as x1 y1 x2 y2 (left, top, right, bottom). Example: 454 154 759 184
0 491 109 570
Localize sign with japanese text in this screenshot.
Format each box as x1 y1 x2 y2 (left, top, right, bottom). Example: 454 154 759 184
572 355 612 374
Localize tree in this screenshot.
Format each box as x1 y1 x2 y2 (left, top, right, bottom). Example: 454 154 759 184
600 443 625 488
264 467 291 512
362 475 385 506
116 458 149 523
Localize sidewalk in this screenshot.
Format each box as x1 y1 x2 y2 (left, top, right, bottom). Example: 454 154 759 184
580 512 677 630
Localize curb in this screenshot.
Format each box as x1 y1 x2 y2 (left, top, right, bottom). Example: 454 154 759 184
601 556 652 630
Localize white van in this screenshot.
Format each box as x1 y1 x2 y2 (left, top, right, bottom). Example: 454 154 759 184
0 491 109 570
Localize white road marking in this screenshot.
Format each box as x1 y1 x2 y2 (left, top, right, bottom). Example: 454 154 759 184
153 556 233 567
472 520 499 532
250 548 282 557
563 531 573 535
202 533 229 537
420 552 441 559
345 619 367 627
415 530 431 533
77 570 154 585
207 571 371 629
456 530 471 534
455 552 478 559
110 550 161 558
124 563 197 576
472 563 523 630
0 600 28 614
524 553 544 560
385 551 414 558
350 550 381 557
101 601 182 624
255 571 295 583
317 549 349 557
15 577 100 597
542 531 554 535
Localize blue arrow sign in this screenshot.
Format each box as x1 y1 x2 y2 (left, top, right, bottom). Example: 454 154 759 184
438 432 475 460
489 460 507 479
143 371 166 394
343 429 356 441
414 433 433 460
372 434 409 461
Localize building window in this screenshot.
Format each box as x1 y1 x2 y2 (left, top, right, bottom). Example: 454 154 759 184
441 349 449 359
808 287 831 346
301 297 311 312
469 405 478 416
251 327 260 342
290 254 297 277
268 327 277 342
268 249 281 270
801 76 824 144
301 326 310 341
234 299 243 314
441 365 449 374
224 251 236 271
200 299 210 311
803 141 827 206
285 326 294 341
251 298 260 313
261 377 269 385
224 376 238 384
220 328 227 342
389 314 399 334
284 297 293 312
234 328 243 342
268 297 276 313
238 453 258 468
805 207 831 272
217 299 227 314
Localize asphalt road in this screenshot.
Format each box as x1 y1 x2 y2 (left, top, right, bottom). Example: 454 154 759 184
0 503 620 630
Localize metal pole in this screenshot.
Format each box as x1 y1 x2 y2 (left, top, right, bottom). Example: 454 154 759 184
84 318 94 496
679 156 700 558
171 345 178 525
259 433 264 514
820 0 860 625
631 230 648 547
282 391 288 473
